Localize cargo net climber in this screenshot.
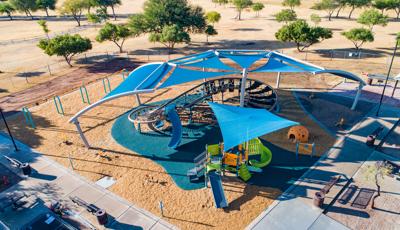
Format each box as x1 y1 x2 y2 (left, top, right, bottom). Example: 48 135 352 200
128 77 279 148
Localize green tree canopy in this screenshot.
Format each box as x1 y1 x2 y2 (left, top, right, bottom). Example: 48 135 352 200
96 22 132 52
205 24 217 43
357 9 388 29
232 0 253 20
275 9 297 23
9 0 37 19
37 19 50 38
346 0 371 19
310 13 322 25
60 0 89 26
282 0 301 10
252 2 264 17
206 11 221 25
38 34 92 67
387 0 400 19
149 24 190 51
275 19 332 51
86 8 108 24
373 0 391 13
94 0 121 20
128 0 207 51
341 27 374 50
212 0 228 6
0 2 15 20
36 0 56 16
312 0 339 21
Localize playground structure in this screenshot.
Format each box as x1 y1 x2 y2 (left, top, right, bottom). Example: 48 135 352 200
288 125 310 143
68 50 366 149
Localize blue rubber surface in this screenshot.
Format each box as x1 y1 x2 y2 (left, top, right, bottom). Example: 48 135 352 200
208 171 228 208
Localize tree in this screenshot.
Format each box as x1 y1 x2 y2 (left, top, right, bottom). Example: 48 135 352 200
206 11 221 25
127 0 207 51
38 34 92 67
37 20 50 39
96 23 132 53
346 0 371 19
252 2 264 17
149 24 190 51
310 13 322 25
364 161 393 209
94 0 121 20
373 0 390 13
212 0 228 7
275 9 297 23
9 0 37 19
282 0 301 10
60 0 89 26
387 0 400 19
335 0 347 18
0 2 15 20
205 24 217 43
232 0 253 20
87 8 108 25
312 0 339 21
341 27 374 50
357 9 388 30
36 0 56 16
275 20 332 51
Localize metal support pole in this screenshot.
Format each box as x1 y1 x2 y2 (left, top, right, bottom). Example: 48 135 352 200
276 72 281 89
376 40 398 116
351 83 362 110
0 108 18 151
136 94 141 106
392 80 398 97
239 68 248 107
74 120 90 148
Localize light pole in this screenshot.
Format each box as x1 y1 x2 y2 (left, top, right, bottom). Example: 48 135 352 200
376 38 398 117
0 107 18 151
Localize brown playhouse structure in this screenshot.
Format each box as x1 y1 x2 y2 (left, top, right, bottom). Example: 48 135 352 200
288 125 309 143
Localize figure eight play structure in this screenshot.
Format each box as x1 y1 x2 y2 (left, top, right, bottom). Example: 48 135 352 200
68 50 366 208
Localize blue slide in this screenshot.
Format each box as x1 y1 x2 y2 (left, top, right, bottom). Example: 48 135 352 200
208 171 228 208
165 105 182 149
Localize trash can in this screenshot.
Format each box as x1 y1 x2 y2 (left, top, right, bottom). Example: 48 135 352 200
366 135 375 147
20 163 31 175
95 209 108 225
314 192 325 208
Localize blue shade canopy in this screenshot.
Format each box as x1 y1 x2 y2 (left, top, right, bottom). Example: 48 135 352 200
314 69 366 85
208 102 299 151
269 52 323 72
220 53 266 69
251 58 305 73
104 63 171 98
182 56 237 71
158 66 237 89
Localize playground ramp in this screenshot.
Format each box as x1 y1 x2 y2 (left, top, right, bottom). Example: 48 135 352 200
165 105 182 149
208 171 228 208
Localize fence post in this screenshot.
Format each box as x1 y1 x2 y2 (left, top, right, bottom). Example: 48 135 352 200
53 96 64 115
22 107 35 129
79 84 91 104
47 65 52 76
85 54 88 63
330 50 333 61
102 77 111 94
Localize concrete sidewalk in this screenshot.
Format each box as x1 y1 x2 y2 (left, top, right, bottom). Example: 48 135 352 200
0 134 176 230
247 106 400 230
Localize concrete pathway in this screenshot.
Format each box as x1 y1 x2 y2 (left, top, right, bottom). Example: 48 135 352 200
247 105 400 230
0 134 176 230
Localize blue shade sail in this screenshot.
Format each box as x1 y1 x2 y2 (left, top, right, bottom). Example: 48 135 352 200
314 69 366 85
251 58 305 73
182 56 237 71
220 53 266 69
158 66 237 89
104 63 169 98
269 52 323 72
208 102 299 151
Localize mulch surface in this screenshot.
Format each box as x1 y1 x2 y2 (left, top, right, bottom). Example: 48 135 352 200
0 58 141 116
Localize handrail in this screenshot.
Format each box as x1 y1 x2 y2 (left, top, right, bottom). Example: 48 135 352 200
53 96 64 115
22 107 35 128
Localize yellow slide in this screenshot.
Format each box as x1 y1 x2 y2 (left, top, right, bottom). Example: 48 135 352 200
249 143 272 168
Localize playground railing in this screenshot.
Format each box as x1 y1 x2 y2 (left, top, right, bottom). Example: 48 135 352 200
102 77 112 94
22 107 35 129
79 84 91 105
53 96 64 115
